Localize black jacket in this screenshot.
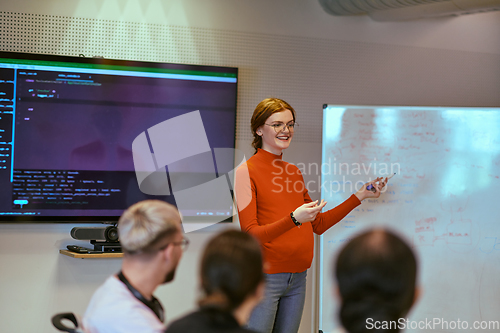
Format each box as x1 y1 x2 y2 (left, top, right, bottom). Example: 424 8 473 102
165 308 256 333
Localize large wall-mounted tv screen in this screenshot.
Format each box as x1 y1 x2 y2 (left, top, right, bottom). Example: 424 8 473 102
0 51 238 223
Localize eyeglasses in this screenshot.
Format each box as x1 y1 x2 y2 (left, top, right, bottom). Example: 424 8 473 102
171 238 190 251
264 122 297 133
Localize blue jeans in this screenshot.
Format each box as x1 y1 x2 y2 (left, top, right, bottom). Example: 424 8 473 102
247 270 307 333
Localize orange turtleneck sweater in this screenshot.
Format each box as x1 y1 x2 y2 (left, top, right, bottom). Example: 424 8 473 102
236 149 361 274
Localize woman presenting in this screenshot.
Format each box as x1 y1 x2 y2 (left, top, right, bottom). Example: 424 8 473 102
235 98 387 333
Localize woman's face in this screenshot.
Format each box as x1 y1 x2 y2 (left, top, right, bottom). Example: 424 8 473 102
257 109 294 155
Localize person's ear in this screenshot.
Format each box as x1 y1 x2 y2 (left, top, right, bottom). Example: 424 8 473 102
263 261 270 271
256 127 263 136
333 284 342 301
255 281 265 302
161 243 174 263
244 280 265 308
413 286 421 306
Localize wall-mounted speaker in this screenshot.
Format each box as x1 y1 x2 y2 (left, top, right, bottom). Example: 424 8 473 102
70 226 119 242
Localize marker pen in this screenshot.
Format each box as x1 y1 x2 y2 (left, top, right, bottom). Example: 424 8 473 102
366 173 396 193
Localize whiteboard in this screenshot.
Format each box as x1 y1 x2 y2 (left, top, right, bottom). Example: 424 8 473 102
319 106 500 333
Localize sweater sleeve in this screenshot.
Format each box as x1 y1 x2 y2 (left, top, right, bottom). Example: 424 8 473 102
306 190 361 235
235 164 295 244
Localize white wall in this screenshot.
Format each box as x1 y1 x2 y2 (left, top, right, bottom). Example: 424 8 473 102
1 1 500 332
4 0 500 55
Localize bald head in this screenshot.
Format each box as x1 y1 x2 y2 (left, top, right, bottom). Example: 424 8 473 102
334 229 417 333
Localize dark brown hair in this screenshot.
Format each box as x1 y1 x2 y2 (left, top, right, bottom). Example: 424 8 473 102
198 230 264 313
335 229 417 333
250 97 296 154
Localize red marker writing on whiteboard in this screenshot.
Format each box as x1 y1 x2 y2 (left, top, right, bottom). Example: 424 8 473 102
366 173 396 192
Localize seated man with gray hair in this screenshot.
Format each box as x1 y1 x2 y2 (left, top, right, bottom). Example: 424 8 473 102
83 200 188 333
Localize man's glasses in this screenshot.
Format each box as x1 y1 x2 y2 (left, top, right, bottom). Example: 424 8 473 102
264 122 298 133
171 238 190 251
161 237 189 252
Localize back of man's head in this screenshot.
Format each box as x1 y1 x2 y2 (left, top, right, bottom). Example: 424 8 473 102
334 228 417 333
118 200 181 255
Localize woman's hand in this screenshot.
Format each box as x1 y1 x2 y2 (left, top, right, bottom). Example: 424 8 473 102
354 177 388 201
293 200 327 223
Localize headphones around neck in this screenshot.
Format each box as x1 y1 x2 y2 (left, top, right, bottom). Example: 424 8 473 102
117 271 165 323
